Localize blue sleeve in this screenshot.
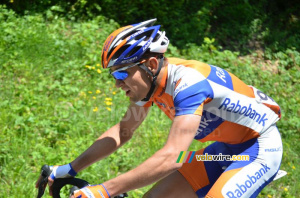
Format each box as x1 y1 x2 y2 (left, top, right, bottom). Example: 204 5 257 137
174 80 213 116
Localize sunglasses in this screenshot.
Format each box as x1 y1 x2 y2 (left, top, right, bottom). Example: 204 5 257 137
110 62 142 80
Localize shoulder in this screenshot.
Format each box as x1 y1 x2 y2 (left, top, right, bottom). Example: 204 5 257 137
167 57 211 78
165 60 210 97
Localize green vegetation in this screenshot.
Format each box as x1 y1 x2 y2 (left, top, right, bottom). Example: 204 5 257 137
5 0 300 53
0 2 299 198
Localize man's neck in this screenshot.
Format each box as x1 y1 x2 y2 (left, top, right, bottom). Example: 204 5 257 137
153 59 168 92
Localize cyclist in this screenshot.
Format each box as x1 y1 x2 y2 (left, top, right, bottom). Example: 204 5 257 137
36 19 283 198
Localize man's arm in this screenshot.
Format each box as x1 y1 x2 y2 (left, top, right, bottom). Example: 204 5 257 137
70 102 150 172
103 114 201 196
35 103 149 195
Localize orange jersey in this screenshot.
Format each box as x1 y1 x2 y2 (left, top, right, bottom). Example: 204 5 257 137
136 58 281 144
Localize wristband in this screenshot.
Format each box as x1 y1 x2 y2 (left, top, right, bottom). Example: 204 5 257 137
50 163 77 180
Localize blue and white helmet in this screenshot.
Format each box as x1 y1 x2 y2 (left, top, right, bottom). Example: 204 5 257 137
101 18 169 68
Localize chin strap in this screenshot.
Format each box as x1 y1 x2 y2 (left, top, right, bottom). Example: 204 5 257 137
141 56 164 101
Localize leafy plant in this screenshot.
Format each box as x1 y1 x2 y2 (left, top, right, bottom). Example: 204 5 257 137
0 5 299 198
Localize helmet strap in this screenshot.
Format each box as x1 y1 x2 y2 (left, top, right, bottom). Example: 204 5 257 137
141 56 164 101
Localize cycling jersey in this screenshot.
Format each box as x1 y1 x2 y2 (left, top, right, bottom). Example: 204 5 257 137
136 58 281 144
136 58 283 198
179 125 282 198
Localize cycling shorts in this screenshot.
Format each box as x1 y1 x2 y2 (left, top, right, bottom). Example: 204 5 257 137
178 124 282 198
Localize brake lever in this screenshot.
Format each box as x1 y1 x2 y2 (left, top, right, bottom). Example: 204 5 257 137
37 165 52 198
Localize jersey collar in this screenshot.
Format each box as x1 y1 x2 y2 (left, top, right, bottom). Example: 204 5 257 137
152 63 169 99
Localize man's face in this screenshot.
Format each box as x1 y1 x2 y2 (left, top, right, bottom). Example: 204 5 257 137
110 63 152 102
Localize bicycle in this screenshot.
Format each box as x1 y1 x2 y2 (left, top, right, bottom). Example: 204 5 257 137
37 165 128 198
37 165 287 198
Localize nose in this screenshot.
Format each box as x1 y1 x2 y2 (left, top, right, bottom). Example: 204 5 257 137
115 79 125 88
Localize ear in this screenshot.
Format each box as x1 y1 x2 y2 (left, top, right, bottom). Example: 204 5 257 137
146 57 159 73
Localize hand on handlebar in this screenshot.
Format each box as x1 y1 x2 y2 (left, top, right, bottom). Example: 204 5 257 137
48 163 77 196
37 165 128 198
50 163 77 180
72 184 110 198
36 163 77 197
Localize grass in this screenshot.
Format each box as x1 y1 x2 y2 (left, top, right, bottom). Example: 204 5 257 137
0 6 299 198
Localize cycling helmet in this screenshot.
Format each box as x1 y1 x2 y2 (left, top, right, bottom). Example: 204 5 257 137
101 18 169 68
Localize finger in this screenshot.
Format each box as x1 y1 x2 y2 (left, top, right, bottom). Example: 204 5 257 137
48 176 54 196
35 175 43 188
48 177 54 186
49 184 53 196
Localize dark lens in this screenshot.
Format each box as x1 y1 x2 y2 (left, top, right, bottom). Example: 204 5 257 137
112 71 128 80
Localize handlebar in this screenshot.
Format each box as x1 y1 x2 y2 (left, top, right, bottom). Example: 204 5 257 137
52 177 89 198
37 165 128 198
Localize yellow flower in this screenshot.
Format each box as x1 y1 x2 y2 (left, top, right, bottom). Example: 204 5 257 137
92 96 96 100
106 107 111 111
97 69 102 74
88 91 92 94
96 63 101 67
292 166 295 169
105 97 112 101
112 91 116 95
10 0 13 3
96 90 101 94
85 65 91 69
284 187 288 192
105 101 113 106
79 91 86 98
267 195 272 198
91 66 95 70
93 107 98 112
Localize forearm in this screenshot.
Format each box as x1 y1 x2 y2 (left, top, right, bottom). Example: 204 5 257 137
71 123 131 172
70 104 149 173
103 147 181 196
103 115 200 196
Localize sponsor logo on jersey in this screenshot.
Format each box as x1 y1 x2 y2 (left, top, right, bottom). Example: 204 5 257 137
156 100 166 108
218 98 268 126
174 82 188 96
196 117 213 135
265 146 282 152
194 111 224 139
226 164 271 198
216 67 227 83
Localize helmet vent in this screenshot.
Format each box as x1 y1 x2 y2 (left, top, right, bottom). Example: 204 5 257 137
135 33 147 41
111 45 128 59
107 46 116 59
153 33 161 42
126 46 142 58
